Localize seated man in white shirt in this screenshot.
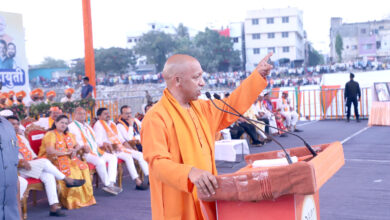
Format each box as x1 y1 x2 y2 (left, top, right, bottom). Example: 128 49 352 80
117 105 142 151
7 116 85 217
60 88 75 103
68 107 121 195
255 95 278 136
93 108 149 190
277 91 302 132
33 106 62 130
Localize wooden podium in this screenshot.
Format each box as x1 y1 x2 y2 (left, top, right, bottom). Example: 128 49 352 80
200 142 345 220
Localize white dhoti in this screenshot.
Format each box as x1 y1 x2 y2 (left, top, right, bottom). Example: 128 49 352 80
281 111 299 128
85 152 118 186
18 176 28 199
115 150 149 181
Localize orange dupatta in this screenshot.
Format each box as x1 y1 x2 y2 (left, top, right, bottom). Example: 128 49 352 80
17 135 33 161
161 89 216 220
55 131 87 176
100 120 131 154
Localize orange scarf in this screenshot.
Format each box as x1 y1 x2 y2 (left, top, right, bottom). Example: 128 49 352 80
282 98 289 111
48 117 54 128
54 131 87 176
100 120 130 153
161 89 216 219
74 121 103 156
17 135 33 161
118 119 138 140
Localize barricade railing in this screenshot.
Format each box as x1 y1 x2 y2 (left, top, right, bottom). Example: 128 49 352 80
272 87 371 121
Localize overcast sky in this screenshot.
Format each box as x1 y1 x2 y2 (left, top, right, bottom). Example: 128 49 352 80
2 0 389 64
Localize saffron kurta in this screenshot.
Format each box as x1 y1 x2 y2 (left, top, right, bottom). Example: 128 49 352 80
39 131 96 209
141 70 267 220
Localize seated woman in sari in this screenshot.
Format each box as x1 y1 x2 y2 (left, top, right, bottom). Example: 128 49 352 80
38 115 96 209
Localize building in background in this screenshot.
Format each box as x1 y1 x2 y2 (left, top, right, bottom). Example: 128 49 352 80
244 7 305 71
330 17 390 62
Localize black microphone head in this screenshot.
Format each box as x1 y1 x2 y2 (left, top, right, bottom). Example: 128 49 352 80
213 93 221 100
205 92 211 99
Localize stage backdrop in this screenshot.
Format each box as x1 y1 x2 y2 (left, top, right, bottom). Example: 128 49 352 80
0 11 30 94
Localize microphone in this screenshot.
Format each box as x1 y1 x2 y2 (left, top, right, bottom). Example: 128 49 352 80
213 93 318 157
206 92 293 164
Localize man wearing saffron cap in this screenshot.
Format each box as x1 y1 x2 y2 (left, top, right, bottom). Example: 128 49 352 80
141 53 272 220
15 91 26 106
45 90 56 104
27 89 43 106
61 88 75 103
33 106 62 130
6 90 14 107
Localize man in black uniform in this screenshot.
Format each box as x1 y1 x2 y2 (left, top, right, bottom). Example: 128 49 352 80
344 73 361 122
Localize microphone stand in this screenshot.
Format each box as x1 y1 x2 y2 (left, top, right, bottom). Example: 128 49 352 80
213 93 318 157
205 92 293 164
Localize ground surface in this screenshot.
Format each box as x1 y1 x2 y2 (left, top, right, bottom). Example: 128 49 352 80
27 120 390 220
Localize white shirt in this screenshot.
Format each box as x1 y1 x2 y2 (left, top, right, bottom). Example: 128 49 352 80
277 98 292 113
117 119 141 142
33 117 50 130
17 134 37 160
93 120 125 146
68 121 99 155
60 97 74 103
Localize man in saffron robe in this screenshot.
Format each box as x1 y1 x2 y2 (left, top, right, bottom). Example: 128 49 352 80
141 53 273 220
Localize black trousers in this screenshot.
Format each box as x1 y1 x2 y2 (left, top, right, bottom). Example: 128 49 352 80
346 98 359 120
230 122 259 142
258 118 270 134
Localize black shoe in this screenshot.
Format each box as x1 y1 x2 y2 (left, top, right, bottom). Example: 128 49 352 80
65 179 85 188
135 182 149 190
264 138 272 143
252 141 264 146
293 129 303 132
49 209 66 217
280 133 288 137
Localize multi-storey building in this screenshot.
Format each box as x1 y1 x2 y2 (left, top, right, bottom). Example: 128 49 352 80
244 8 305 71
330 17 390 62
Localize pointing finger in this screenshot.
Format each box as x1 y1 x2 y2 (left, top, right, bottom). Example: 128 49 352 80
260 52 273 64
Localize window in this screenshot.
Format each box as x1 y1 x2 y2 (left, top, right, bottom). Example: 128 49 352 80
134 39 137 42
283 47 289 53
128 39 133 43
267 17 274 24
253 48 260 54
282 32 289 38
366 44 373 49
352 45 358 50
232 37 239 43
379 26 384 30
346 45 349 49
252 33 261 39
252 19 259 25
267 33 275 38
374 29 379 34
282 16 289 23
361 28 366 34
268 47 275 53
377 41 381 49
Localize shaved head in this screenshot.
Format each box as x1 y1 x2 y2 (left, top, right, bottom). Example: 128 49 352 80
163 54 201 84
162 54 205 107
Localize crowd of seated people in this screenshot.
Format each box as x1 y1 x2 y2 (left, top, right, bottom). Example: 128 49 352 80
0 98 153 218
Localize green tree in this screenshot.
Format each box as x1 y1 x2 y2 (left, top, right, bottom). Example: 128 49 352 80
70 58 85 76
308 48 324 66
335 34 343 62
134 31 177 72
94 47 136 75
173 23 197 55
33 57 68 69
194 28 241 72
